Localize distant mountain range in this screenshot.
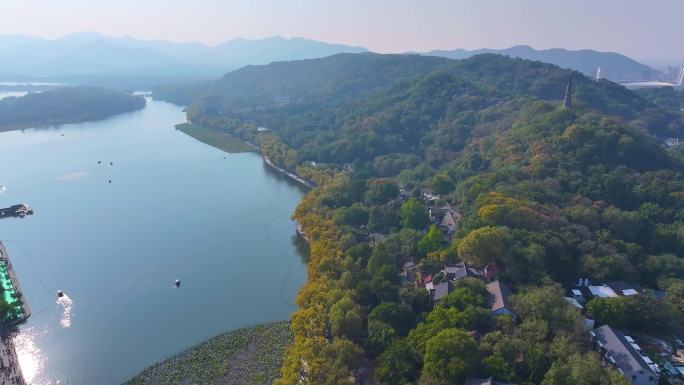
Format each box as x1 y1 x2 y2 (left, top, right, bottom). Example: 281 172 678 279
0 33 367 87
423 45 658 81
0 33 661 88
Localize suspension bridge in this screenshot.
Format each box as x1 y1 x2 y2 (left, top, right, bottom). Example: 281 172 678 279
608 66 684 90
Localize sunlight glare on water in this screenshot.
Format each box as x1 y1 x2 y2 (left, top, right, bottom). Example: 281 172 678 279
13 327 47 384
0 98 306 384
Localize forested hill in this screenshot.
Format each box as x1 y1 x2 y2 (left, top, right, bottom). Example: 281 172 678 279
0 87 146 131
180 53 683 157
153 53 452 106
180 53 684 385
425 45 658 81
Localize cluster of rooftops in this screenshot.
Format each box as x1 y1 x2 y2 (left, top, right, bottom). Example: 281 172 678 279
386 190 681 385
568 279 684 384
592 325 661 385
571 279 644 300
401 259 684 385
404 261 517 319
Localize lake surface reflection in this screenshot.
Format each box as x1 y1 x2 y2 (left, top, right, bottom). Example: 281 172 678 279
0 98 306 384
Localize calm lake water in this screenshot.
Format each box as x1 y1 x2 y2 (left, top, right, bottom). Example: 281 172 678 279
0 98 307 384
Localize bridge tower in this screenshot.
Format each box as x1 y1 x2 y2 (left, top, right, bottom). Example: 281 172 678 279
676 66 684 88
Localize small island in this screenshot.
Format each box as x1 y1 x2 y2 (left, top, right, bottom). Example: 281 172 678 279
0 87 146 132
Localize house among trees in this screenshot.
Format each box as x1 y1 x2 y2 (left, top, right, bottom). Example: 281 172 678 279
420 188 440 204
402 261 417 283
429 202 459 235
587 284 620 298
573 279 643 300
425 264 508 303
486 281 516 318
569 288 587 304
466 378 518 385
432 281 450 302
605 281 642 297
426 280 451 302
591 325 660 385
443 262 469 281
440 262 495 283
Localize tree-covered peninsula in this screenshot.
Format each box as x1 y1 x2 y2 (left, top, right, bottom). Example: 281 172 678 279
0 87 146 131
155 53 684 385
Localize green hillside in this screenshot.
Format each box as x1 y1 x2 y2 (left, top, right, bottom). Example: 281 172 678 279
175 53 684 385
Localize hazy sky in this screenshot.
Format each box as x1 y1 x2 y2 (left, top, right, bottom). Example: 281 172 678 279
1 0 682 64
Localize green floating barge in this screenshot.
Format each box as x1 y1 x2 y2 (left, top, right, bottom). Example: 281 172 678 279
0 241 29 385
0 242 30 327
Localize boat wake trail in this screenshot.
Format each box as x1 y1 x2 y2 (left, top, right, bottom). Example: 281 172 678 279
57 294 74 328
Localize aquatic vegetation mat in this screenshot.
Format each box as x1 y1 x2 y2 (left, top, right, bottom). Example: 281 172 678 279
176 123 256 154
124 321 292 385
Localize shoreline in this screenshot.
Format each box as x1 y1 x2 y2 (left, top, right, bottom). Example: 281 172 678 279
0 332 25 385
181 122 314 190
262 156 314 189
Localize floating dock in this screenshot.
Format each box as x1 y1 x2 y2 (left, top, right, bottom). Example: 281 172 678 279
0 204 33 219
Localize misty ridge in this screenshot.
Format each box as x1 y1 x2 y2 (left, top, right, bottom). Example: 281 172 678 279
0 33 366 87
0 32 664 89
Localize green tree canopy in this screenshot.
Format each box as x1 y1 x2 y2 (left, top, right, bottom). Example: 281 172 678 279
329 295 365 339
418 225 444 257
375 340 421 385
457 226 509 265
401 198 429 230
421 328 477 384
